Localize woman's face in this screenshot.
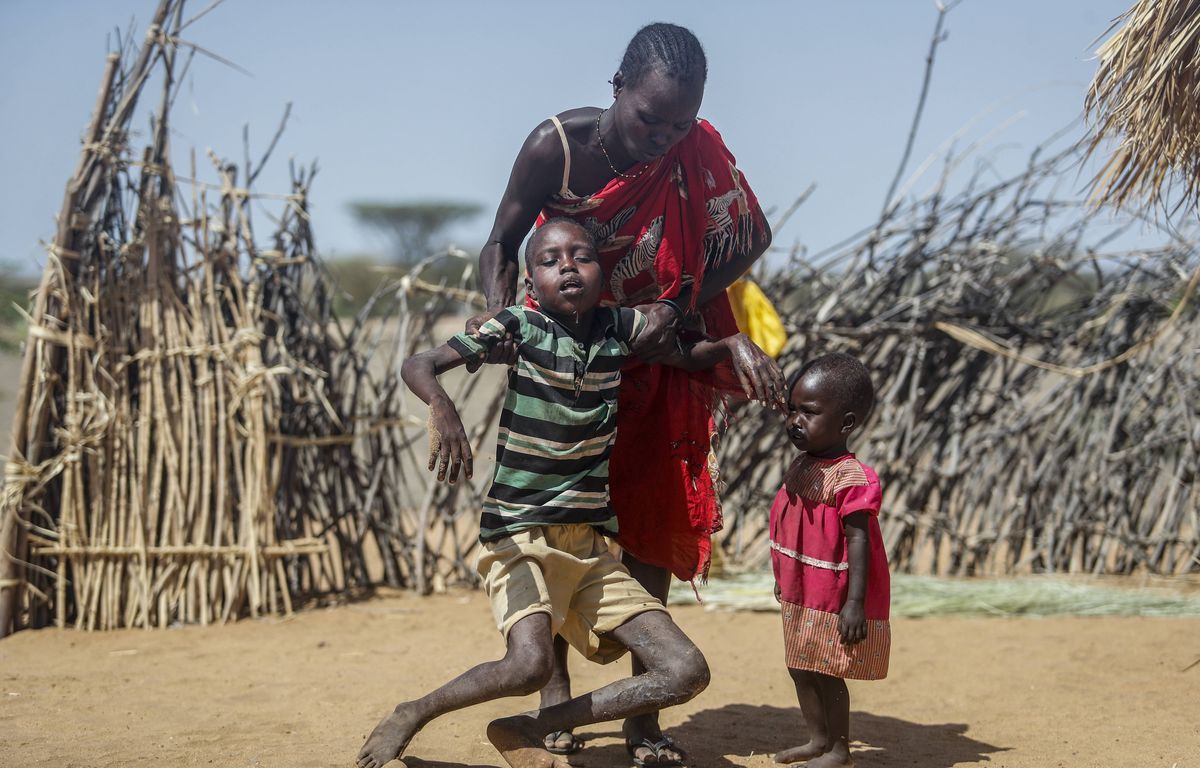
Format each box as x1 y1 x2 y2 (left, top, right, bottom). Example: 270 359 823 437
611 68 704 163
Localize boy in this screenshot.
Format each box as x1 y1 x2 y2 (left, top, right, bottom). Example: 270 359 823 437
357 218 748 768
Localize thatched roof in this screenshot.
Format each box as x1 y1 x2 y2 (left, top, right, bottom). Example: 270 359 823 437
1085 0 1200 211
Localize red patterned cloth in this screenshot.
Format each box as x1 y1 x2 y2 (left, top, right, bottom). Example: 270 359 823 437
531 119 766 582
770 454 891 679
780 602 890 680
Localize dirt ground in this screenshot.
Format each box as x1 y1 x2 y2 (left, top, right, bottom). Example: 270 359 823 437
1 587 1197 768
0 339 1197 768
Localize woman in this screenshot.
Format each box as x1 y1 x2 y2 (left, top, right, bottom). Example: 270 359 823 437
469 23 784 766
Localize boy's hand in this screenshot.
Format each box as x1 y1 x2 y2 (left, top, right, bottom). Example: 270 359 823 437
427 398 473 484
464 308 517 372
838 599 866 645
774 582 782 603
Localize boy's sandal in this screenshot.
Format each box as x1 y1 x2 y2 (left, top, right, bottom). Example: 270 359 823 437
545 730 582 755
628 736 686 767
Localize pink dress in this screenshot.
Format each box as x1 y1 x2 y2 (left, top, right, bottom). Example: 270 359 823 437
769 453 891 680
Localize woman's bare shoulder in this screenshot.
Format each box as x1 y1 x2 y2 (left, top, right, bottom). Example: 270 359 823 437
553 107 604 142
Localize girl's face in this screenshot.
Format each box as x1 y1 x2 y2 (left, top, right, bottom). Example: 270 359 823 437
610 68 703 163
786 374 854 458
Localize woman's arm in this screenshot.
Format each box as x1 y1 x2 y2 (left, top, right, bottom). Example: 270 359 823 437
475 121 563 317
641 215 781 395
658 333 784 407
678 217 774 309
466 122 563 370
658 334 738 372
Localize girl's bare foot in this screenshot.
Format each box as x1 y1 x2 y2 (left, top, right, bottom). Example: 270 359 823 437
487 715 571 768
773 739 829 764
803 744 853 768
356 704 423 768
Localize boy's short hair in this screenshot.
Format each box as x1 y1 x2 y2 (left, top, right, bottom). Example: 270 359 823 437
524 218 593 272
790 352 875 420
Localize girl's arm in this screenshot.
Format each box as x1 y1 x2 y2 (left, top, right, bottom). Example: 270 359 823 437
401 345 473 484
839 512 870 644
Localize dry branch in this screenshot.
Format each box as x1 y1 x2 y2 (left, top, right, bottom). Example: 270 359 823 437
713 140 1200 578
0 2 500 634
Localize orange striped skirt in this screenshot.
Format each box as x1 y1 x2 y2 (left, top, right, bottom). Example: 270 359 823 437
781 601 890 680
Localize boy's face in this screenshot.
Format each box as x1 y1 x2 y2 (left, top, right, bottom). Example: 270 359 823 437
786 373 854 457
525 223 603 317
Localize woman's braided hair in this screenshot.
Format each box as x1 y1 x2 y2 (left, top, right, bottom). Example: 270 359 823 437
618 23 707 87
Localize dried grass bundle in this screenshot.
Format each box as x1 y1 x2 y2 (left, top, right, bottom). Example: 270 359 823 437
1085 0 1200 211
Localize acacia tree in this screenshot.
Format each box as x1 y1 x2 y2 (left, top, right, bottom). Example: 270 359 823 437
349 200 482 264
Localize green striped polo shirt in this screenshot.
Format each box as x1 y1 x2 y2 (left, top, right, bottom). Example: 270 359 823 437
448 305 646 542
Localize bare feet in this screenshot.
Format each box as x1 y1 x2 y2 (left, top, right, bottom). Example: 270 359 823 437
487 715 571 768
802 745 854 768
357 704 423 768
773 739 829 764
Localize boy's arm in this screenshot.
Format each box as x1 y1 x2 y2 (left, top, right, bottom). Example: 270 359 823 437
839 512 870 645
401 345 473 484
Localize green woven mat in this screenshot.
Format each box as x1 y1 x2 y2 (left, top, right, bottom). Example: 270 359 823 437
669 571 1200 617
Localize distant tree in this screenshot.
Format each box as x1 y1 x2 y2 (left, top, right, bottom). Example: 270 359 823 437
349 200 482 265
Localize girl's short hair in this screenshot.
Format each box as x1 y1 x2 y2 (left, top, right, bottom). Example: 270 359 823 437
789 352 875 420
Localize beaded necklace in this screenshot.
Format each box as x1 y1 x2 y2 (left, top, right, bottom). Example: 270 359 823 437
595 109 653 181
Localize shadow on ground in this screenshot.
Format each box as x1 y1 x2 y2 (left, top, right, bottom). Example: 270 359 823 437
398 704 1007 768
573 704 1007 768
403 758 497 768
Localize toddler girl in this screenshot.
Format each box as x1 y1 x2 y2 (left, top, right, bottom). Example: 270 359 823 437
770 353 890 767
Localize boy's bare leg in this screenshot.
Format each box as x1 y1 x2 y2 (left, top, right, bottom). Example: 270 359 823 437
539 636 576 752
486 610 710 768
774 669 829 763
357 613 556 768
620 551 685 765
803 674 853 767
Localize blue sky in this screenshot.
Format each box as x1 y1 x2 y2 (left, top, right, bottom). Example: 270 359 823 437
0 1 1134 275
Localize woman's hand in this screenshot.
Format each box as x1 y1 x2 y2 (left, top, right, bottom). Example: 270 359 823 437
463 308 517 372
727 333 786 408
838 599 866 645
427 397 473 484
631 302 682 362
774 582 782 603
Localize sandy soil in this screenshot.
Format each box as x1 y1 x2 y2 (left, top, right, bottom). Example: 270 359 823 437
1 588 1197 768
0 335 1197 768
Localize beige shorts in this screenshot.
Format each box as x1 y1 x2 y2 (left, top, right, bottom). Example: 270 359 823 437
476 523 668 664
